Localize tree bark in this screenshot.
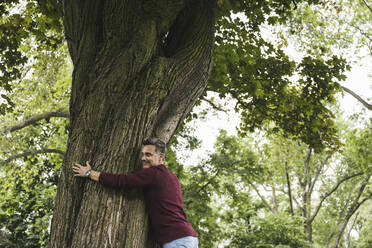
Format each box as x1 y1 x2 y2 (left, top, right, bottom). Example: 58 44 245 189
50 1 216 247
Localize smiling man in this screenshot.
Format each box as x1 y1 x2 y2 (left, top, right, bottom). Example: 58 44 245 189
73 138 198 248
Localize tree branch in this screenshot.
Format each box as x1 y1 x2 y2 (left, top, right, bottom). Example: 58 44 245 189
247 179 275 213
201 97 228 113
227 88 250 109
332 176 371 248
154 1 217 142
326 232 336 248
293 195 305 213
268 170 278 214
361 0 372 13
350 176 371 213
340 85 372 110
309 154 331 196
309 172 364 223
2 148 66 164
346 212 359 247
284 159 295 215
350 23 372 44
3 110 69 133
185 169 220 208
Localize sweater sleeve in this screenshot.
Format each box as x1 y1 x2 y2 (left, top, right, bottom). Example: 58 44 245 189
98 167 157 189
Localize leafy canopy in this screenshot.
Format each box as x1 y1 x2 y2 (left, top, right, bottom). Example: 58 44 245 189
1 0 350 152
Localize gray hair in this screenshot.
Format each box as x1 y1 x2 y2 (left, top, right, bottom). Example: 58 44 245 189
142 138 166 154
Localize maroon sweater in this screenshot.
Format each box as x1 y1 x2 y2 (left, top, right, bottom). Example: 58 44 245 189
98 164 197 245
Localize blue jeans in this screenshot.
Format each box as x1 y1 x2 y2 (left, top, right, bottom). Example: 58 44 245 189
163 236 198 248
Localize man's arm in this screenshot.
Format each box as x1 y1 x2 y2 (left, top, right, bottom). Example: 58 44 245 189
72 161 156 188
73 161 101 181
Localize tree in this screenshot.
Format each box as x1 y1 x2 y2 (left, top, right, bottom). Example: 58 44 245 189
1 0 353 247
51 1 218 246
203 120 372 247
187 130 312 247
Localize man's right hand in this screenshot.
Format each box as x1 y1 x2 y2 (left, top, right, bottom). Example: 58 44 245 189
73 161 101 181
73 161 92 177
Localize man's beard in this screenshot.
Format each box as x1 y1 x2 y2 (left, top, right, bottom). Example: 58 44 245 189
142 161 151 168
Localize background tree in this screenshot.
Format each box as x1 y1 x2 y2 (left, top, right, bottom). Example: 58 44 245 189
195 119 371 247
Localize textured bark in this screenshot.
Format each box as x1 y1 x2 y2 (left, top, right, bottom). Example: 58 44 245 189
50 0 216 247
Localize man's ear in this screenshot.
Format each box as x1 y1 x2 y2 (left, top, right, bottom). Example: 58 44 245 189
160 153 165 162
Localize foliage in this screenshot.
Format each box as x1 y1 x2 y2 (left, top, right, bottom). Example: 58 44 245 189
0 0 64 113
343 118 372 173
282 0 372 112
0 158 61 248
208 0 350 152
0 43 70 162
167 130 311 247
0 44 70 247
166 133 223 247
287 0 372 58
229 213 311 248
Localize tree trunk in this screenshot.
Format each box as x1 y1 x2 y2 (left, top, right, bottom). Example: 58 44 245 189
284 160 294 215
301 148 313 242
50 1 216 247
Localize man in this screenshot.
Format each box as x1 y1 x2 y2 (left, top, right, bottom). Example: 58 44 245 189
73 138 198 248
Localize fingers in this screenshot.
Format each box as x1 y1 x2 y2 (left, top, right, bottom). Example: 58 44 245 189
72 161 91 177
73 164 80 171
73 163 82 177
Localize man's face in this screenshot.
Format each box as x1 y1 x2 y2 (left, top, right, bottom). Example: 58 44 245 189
141 145 164 168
